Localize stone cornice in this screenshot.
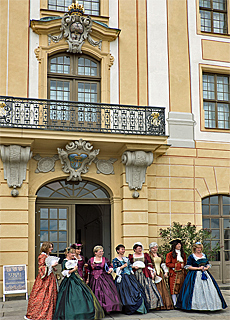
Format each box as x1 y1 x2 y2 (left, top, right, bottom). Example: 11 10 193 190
30 19 120 42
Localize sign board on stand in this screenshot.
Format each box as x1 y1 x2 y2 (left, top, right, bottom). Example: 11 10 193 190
3 265 28 301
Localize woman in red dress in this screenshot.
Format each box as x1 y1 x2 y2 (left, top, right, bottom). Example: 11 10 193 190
166 238 186 306
25 242 58 320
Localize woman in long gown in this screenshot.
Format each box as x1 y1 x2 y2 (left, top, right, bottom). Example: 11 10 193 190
113 244 148 315
53 247 104 320
176 242 227 311
25 242 58 320
149 242 174 310
87 245 122 313
71 243 88 281
166 238 186 306
128 242 163 310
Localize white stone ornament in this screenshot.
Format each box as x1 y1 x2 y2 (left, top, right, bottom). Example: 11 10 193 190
94 158 117 175
122 151 153 198
58 139 100 181
48 1 102 53
33 154 59 173
0 145 32 196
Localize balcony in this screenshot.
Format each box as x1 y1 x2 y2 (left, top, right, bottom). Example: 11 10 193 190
0 96 165 136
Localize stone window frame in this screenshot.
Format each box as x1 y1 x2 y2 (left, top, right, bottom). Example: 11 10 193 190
47 0 100 16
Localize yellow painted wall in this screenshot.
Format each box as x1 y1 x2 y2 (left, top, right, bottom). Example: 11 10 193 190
0 0 29 97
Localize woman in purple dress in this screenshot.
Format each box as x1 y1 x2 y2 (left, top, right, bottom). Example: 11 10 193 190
87 245 122 313
71 243 87 281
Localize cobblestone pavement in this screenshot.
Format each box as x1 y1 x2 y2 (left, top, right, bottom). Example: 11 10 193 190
0 290 229 320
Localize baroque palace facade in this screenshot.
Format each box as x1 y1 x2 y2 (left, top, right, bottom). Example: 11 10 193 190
0 0 229 295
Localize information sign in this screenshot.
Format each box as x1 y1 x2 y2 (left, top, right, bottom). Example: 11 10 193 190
3 265 28 301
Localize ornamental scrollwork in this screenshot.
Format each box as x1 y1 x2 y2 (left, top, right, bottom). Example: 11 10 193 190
58 139 100 181
0 102 12 124
48 1 102 53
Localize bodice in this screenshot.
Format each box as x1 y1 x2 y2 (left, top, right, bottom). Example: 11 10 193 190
153 256 161 275
113 257 132 275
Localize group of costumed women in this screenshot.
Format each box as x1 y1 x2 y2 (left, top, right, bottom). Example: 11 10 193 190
25 238 227 320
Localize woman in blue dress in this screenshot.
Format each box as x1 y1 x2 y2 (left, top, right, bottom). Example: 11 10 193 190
113 244 148 315
176 242 227 311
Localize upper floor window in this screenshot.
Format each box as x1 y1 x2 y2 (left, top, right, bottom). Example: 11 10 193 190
48 54 100 103
199 0 228 34
48 0 100 16
203 73 230 129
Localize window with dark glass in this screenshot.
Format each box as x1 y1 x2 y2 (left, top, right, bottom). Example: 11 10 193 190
199 0 228 34
202 195 230 261
203 73 230 129
48 0 100 16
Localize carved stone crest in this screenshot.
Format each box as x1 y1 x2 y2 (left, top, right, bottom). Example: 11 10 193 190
122 151 153 198
33 154 59 173
49 1 102 53
94 158 117 175
58 139 99 181
0 145 32 196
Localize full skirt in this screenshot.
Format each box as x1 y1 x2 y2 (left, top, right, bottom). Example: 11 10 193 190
176 270 227 311
89 273 122 313
155 271 174 310
135 271 163 310
26 273 57 320
115 274 148 315
53 274 104 319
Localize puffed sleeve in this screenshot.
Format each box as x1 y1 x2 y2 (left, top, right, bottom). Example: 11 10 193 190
38 254 48 280
87 258 92 272
145 253 154 270
105 257 112 268
128 254 133 264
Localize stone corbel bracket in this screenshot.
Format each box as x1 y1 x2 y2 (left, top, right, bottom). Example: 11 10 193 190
122 151 153 198
0 145 32 196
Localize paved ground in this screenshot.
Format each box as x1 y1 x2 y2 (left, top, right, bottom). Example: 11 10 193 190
0 290 229 320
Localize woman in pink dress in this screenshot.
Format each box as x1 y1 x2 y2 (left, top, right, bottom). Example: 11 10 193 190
25 242 58 320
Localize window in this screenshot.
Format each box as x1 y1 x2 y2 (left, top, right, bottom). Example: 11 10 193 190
202 195 230 261
199 0 228 34
48 0 100 16
203 73 230 129
48 53 100 122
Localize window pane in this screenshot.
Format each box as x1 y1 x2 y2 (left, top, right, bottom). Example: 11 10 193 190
202 205 209 215
212 229 220 239
224 240 230 250
59 242 67 253
52 242 57 253
40 220 48 230
210 205 219 215
223 196 230 205
225 251 230 261
211 219 219 228
223 205 230 215
40 231 48 242
50 220 58 230
59 220 67 230
203 218 210 229
50 231 58 241
50 208 57 219
210 196 218 204
224 219 230 230
59 231 67 241
59 209 67 219
40 208 48 219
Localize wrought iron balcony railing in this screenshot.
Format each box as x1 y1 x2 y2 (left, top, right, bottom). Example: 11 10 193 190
0 96 165 136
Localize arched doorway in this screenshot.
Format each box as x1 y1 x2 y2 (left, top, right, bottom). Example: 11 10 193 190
35 179 111 263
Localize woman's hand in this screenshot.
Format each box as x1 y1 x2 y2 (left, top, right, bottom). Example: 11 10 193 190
121 263 127 269
134 266 139 270
107 268 113 274
164 272 168 278
86 278 89 284
181 263 184 268
84 263 88 268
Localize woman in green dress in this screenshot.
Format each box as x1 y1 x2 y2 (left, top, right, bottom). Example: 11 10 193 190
53 248 104 320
